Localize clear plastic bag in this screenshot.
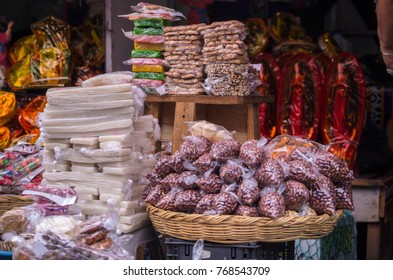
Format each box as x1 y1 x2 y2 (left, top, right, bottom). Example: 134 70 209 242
81 71 134 87
186 120 235 142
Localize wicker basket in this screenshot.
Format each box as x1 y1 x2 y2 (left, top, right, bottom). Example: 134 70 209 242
0 195 34 215
147 205 343 244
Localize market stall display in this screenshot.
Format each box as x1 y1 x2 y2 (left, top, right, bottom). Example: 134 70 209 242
38 76 158 233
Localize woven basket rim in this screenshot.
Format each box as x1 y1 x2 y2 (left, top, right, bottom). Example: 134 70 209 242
147 204 344 243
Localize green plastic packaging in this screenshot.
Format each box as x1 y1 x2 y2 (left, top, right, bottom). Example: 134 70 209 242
133 27 164 35
134 18 169 28
131 50 162 58
134 72 165 80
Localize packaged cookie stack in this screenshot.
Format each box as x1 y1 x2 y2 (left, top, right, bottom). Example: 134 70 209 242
198 20 251 96
163 24 206 95
120 2 185 94
39 77 158 233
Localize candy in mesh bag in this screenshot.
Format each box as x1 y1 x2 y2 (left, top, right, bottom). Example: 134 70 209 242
196 173 223 194
239 139 266 167
213 191 238 215
210 139 241 161
237 177 260 206
254 158 285 187
283 180 310 211
258 187 285 219
174 190 202 213
219 160 244 184
309 175 336 215
235 205 259 217
195 193 217 214
334 181 354 211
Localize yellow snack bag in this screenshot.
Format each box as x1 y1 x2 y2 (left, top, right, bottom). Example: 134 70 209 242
134 42 164 51
132 64 164 73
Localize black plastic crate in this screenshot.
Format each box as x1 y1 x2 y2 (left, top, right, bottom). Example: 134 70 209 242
165 237 295 260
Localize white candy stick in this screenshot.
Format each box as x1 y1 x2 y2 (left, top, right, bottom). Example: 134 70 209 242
43 119 132 133
43 107 134 119
43 114 131 126
45 100 134 110
44 127 134 139
46 83 132 96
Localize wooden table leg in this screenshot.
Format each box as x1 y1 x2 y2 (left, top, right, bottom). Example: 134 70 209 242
247 103 261 140
366 223 381 259
172 102 196 153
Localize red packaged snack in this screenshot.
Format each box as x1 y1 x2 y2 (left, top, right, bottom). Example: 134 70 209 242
276 53 322 140
252 53 280 139
320 52 366 167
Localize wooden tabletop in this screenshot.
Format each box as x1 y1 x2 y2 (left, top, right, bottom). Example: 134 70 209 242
145 94 274 104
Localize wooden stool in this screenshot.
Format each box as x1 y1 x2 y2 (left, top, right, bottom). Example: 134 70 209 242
352 171 393 259
145 95 274 153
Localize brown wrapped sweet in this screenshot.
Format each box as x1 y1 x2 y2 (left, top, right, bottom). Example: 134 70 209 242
254 158 285 187
219 162 243 184
314 151 355 182
283 180 310 211
160 173 180 190
152 155 173 178
334 181 354 211
237 178 260 206
193 153 218 174
144 184 165 205
309 175 336 216
286 159 318 184
168 151 186 173
210 139 241 161
213 192 238 215
196 173 223 194
220 183 239 194
155 191 179 211
239 139 266 166
175 171 199 190
235 205 259 217
195 194 217 214
179 136 211 162
258 189 285 219
174 190 202 213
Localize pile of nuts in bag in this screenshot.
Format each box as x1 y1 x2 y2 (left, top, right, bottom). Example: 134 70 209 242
143 129 355 219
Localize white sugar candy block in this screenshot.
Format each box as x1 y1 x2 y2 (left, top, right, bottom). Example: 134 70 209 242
73 144 100 150
120 200 140 209
45 163 70 172
78 194 99 200
45 99 134 111
81 73 134 87
45 143 70 151
43 107 134 119
74 187 99 196
99 141 132 151
80 202 109 215
128 185 145 200
141 144 155 154
133 137 154 146
102 166 142 175
47 91 134 105
71 165 98 173
118 208 136 216
43 119 132 133
43 127 134 139
42 114 132 127
59 148 132 163
43 138 70 144
99 193 125 202
43 150 55 162
99 187 124 195
43 172 129 189
118 220 151 233
47 83 132 96
98 134 131 143
135 115 154 123
70 137 99 145
133 122 154 132
71 162 97 167
119 213 149 225
97 160 138 168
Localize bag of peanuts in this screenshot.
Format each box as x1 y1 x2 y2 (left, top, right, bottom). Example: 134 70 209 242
258 187 286 219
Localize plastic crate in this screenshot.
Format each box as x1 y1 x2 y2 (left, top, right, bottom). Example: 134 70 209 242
0 250 12 260
165 237 295 260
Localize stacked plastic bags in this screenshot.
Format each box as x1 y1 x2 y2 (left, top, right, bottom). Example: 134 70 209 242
120 2 185 94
